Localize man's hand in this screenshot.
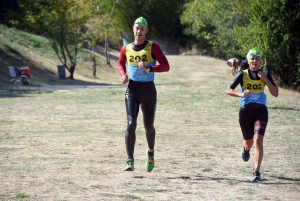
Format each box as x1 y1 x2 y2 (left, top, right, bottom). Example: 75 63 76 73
137 59 148 72
121 74 128 84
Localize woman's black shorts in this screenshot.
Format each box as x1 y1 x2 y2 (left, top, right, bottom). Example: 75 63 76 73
239 103 268 140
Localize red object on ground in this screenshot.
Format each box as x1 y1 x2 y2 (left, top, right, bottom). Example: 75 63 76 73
19 66 30 77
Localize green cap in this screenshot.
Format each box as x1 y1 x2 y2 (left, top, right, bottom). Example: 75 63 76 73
246 48 261 60
133 17 148 28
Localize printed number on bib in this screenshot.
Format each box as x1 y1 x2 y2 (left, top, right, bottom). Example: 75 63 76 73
129 55 148 62
246 83 262 90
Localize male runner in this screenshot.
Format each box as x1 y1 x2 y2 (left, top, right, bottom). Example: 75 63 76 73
117 17 170 172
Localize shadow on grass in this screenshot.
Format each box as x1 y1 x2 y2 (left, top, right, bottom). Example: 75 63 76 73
158 175 300 185
269 106 300 111
165 175 230 181
0 92 38 98
0 83 125 98
82 42 119 62
277 176 300 182
3 45 24 59
0 88 55 98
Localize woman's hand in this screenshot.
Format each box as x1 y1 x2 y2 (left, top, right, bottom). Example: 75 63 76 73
242 89 251 97
257 71 268 83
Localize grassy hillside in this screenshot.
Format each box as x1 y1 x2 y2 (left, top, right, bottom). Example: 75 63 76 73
0 25 120 90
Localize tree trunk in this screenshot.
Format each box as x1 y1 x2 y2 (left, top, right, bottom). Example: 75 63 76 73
105 32 110 66
69 65 75 79
104 0 118 67
92 56 96 77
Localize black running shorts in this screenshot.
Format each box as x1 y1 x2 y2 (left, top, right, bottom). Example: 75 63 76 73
239 103 268 140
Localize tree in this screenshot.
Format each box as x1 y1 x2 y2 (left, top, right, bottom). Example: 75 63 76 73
11 0 94 79
180 0 300 89
233 0 300 89
180 0 242 58
114 0 188 48
104 0 118 66
83 0 123 76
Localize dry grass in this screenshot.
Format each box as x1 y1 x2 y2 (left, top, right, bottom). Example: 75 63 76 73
0 55 300 201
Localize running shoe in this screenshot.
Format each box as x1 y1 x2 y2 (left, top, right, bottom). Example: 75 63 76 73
242 148 250 162
253 171 262 181
124 158 134 171
145 150 155 172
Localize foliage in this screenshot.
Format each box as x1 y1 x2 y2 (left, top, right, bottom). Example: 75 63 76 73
83 0 122 75
180 0 242 58
10 0 95 79
85 0 123 46
233 0 300 89
114 0 188 44
181 0 300 90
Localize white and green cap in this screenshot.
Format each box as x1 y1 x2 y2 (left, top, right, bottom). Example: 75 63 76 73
246 48 261 60
133 17 148 28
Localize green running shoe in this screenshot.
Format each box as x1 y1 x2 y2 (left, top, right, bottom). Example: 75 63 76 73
124 158 134 171
145 150 155 172
253 171 262 181
242 148 250 162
